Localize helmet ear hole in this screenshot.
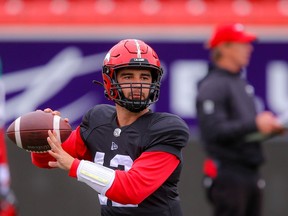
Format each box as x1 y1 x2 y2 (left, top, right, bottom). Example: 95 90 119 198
103 66 110 74
104 90 109 98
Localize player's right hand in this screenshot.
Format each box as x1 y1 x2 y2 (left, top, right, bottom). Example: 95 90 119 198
47 130 74 171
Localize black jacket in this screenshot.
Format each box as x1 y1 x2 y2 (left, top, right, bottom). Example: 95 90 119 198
196 65 264 169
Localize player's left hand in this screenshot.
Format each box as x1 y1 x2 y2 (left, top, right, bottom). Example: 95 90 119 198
42 108 69 123
47 130 74 171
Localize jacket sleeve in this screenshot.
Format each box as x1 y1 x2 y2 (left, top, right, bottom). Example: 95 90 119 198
196 79 258 143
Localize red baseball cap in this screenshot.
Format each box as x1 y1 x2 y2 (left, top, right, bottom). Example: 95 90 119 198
207 23 257 49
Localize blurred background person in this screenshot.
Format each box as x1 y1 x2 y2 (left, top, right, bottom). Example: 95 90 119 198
0 61 17 216
196 23 285 216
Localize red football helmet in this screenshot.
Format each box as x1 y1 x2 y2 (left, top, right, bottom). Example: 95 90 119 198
102 39 163 112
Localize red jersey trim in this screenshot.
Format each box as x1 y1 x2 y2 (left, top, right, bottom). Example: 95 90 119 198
0 128 8 164
69 158 80 178
105 151 180 205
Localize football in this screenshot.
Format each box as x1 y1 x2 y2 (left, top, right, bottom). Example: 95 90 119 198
6 110 72 153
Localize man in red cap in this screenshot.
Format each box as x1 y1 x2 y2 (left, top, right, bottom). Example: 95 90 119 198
196 23 284 216
207 23 257 49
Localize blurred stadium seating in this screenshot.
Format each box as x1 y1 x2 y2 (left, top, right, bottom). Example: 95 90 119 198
0 0 287 25
0 0 287 39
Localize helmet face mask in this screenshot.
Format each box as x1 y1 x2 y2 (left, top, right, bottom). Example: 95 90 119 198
102 39 163 112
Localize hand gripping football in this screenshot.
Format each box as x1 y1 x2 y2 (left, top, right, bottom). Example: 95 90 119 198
6 110 72 152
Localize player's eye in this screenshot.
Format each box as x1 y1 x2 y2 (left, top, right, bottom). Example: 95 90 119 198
123 75 132 80
141 74 152 81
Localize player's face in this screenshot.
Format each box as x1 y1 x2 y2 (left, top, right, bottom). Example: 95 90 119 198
116 68 152 101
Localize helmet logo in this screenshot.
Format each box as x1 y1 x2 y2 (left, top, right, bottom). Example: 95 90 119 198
104 52 111 62
134 39 142 58
133 58 145 62
129 58 149 64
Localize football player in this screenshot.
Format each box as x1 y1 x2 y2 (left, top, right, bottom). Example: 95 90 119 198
31 39 190 216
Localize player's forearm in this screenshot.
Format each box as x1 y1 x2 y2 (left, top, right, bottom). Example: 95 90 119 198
74 159 116 195
73 152 179 205
105 168 167 205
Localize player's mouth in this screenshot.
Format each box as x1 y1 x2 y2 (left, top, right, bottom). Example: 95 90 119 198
128 92 146 100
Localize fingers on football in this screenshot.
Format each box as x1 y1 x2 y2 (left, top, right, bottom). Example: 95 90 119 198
43 108 61 116
43 108 53 113
52 110 61 116
48 130 60 143
47 130 60 151
44 108 69 122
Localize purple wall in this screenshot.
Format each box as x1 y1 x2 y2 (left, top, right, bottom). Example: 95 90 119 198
1 39 288 216
1 40 288 130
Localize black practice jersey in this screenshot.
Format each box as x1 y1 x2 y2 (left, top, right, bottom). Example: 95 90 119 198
196 66 264 168
80 104 190 216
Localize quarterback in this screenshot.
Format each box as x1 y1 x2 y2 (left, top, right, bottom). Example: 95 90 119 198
31 39 190 216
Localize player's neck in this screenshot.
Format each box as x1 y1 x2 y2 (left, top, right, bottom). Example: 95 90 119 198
115 105 149 127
